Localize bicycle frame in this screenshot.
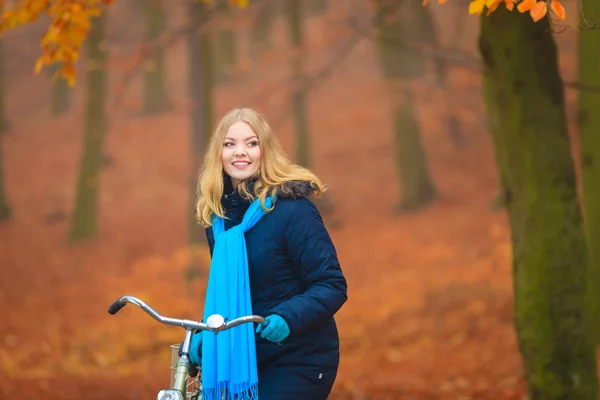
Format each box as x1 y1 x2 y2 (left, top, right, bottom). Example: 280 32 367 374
108 295 264 400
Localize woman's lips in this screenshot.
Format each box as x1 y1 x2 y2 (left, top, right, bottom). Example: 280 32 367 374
232 161 251 169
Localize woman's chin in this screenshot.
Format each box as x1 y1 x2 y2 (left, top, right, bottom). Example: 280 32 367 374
227 170 255 185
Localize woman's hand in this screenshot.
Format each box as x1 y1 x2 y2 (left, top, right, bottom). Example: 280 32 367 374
256 314 290 343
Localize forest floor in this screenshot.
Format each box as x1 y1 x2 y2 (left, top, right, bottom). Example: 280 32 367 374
0 2 588 399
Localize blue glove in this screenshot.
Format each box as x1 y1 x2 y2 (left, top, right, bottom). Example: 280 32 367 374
188 331 203 366
256 314 290 343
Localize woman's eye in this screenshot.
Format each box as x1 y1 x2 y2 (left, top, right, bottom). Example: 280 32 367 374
224 142 234 147
248 141 259 147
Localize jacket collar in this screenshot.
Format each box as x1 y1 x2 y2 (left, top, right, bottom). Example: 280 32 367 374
221 174 257 214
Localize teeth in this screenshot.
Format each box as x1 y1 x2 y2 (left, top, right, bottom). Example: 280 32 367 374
233 162 249 166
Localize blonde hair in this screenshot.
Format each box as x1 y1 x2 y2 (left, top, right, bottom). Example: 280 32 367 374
195 107 325 227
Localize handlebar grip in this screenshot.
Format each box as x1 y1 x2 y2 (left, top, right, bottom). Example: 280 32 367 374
108 299 125 315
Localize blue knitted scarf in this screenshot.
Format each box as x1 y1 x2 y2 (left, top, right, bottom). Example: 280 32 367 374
201 196 272 400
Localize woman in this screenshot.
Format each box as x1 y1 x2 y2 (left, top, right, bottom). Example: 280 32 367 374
190 107 348 400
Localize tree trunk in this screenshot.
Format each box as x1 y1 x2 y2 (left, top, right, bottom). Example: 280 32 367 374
188 0 213 248
420 3 464 147
479 8 598 399
577 0 600 342
50 63 70 115
285 0 341 224
69 14 107 241
0 39 9 221
307 0 327 16
214 24 237 84
392 87 436 210
286 0 310 168
375 0 436 211
143 0 168 114
0 139 8 221
250 2 276 56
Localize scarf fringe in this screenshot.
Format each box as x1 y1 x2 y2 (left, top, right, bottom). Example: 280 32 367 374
202 382 259 400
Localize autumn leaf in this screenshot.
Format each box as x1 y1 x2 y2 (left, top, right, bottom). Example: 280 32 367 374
469 0 486 15
486 0 502 15
550 0 566 19
504 0 515 11
468 0 500 15
231 0 249 7
34 58 45 74
530 0 547 21
517 0 537 13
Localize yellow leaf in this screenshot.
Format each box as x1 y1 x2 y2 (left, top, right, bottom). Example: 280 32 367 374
468 0 486 15
550 0 566 19
228 0 248 7
34 58 45 74
517 0 537 13
530 0 547 21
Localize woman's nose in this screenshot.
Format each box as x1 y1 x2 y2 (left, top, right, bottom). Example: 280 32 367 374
234 145 247 156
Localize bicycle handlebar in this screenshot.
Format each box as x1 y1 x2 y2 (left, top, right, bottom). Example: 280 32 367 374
107 295 265 332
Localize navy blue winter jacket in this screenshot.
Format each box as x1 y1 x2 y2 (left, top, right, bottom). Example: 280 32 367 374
205 179 348 372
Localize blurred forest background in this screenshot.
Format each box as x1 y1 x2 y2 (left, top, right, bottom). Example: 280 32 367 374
0 0 594 399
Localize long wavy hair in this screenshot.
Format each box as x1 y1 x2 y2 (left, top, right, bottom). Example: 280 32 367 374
195 107 325 227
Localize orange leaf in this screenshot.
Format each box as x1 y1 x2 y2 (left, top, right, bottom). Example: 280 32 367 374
504 0 515 11
550 0 566 19
517 0 536 12
486 0 502 15
530 0 547 21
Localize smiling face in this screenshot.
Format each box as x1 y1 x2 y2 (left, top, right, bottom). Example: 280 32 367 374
221 121 262 189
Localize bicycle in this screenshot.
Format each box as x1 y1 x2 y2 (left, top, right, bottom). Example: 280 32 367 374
107 295 265 400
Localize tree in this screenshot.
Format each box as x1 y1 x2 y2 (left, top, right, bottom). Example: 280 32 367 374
286 0 310 169
0 146 8 221
307 0 327 16
69 13 108 240
423 4 465 147
142 0 169 113
0 38 9 221
479 7 598 398
577 0 600 342
375 0 437 211
213 2 238 84
188 0 214 249
250 1 276 56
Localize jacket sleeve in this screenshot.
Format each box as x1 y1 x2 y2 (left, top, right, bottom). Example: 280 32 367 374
269 198 348 337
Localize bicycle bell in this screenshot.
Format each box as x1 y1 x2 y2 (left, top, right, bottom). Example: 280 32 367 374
206 314 225 330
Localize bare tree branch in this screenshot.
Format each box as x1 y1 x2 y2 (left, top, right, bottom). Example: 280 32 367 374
270 32 364 129
347 11 600 94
